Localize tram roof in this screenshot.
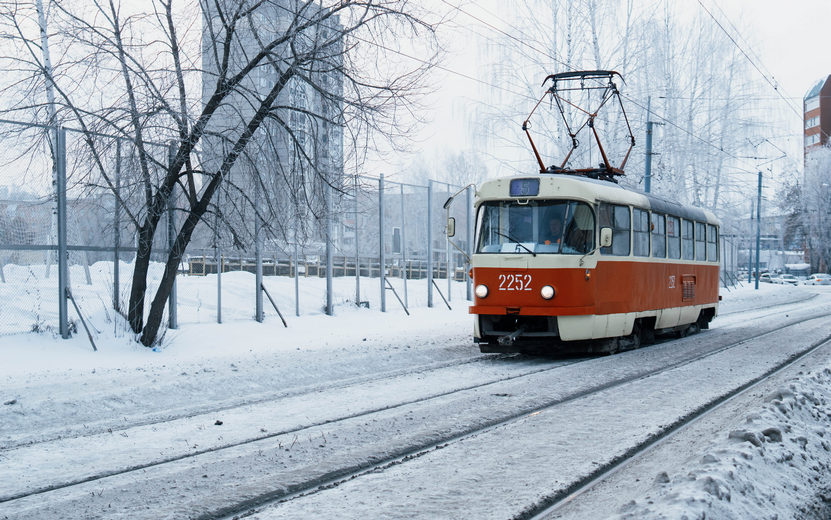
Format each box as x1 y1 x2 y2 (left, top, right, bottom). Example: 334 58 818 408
476 174 719 225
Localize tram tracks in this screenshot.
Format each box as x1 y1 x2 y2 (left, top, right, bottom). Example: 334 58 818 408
3 304 830 519
0 349 514 450
223 310 831 520
0 353 585 505
525 331 831 520
4 291 816 453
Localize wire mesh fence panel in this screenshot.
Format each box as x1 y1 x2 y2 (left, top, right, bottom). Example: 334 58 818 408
0 121 59 335
0 198 57 334
1 123 476 338
62 132 141 336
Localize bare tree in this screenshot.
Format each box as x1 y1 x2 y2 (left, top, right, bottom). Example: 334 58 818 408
0 0 440 345
800 147 831 272
470 0 764 222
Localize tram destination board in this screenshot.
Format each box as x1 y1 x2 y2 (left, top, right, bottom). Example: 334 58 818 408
509 178 540 197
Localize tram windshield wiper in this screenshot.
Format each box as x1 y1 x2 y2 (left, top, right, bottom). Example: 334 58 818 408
494 231 536 256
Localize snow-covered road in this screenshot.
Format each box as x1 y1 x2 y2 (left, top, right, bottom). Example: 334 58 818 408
1 281 831 519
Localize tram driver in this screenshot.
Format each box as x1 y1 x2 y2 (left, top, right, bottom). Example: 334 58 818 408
542 212 587 254
543 215 564 247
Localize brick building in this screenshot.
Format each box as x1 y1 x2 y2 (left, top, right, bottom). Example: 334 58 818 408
804 75 831 154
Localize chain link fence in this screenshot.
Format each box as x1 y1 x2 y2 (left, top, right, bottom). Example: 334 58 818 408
0 121 473 339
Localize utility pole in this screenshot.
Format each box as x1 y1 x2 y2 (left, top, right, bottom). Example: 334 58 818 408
747 199 753 284
755 171 762 290
644 96 662 193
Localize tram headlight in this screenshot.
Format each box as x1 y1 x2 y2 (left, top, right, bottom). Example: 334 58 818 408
540 285 555 300
475 284 489 299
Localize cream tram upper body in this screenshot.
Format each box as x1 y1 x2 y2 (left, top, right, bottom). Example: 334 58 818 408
469 174 720 344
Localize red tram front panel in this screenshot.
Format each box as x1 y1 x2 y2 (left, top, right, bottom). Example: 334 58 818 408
469 262 719 317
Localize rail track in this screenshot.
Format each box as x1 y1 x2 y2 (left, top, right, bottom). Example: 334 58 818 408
2 299 829 519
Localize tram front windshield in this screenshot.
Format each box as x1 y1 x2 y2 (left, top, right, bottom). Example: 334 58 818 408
476 200 595 255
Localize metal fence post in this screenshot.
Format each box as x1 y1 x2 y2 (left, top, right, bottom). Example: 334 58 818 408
167 144 177 329
400 183 408 307
326 181 334 316
466 185 473 301
56 127 69 338
294 221 300 317
427 180 433 308
255 187 263 322
379 174 386 312
114 139 121 312
446 183 451 302
215 209 222 324
354 174 360 306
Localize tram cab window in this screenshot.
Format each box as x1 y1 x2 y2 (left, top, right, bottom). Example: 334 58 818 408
667 216 681 259
476 199 594 254
695 222 706 261
633 208 650 257
599 203 630 256
682 220 694 260
707 224 719 262
651 213 666 258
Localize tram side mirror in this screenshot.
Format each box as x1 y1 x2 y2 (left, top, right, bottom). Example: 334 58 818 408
600 227 613 248
446 217 456 237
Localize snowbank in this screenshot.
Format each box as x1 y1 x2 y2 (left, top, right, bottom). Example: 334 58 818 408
612 367 831 520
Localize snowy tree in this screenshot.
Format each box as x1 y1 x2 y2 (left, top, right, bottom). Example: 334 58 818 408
0 0 441 345
470 0 766 223
800 147 831 272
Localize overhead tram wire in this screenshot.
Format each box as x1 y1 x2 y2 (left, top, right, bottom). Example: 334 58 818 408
621 94 757 175
696 0 802 120
271 0 788 178
434 0 774 176
266 0 540 105
437 0 571 70
709 0 799 105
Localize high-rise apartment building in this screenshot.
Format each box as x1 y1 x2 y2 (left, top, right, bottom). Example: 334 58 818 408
804 75 831 154
200 1 344 248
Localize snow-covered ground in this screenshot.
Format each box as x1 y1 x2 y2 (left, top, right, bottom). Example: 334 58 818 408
1 270 831 519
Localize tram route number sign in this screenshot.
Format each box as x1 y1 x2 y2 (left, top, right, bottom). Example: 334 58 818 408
509 178 540 197
498 273 532 291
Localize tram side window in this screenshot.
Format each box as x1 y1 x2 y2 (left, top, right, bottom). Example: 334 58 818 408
599 203 630 256
682 219 694 260
651 213 666 258
695 222 706 261
707 224 719 262
633 208 650 257
667 216 681 259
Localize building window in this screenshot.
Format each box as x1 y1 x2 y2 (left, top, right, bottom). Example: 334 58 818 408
806 96 820 112
806 133 820 147
806 116 820 129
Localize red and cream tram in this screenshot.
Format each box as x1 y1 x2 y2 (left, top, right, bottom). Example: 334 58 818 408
469 174 720 353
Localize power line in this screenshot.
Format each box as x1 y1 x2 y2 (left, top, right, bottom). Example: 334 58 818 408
437 0 571 70
267 0 540 104
436 0 778 174
273 0 794 176
696 0 802 120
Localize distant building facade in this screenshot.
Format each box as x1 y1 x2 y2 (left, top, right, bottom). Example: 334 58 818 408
804 75 831 155
200 0 344 251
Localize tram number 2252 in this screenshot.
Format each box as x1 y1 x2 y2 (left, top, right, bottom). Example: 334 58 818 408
498 273 532 291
